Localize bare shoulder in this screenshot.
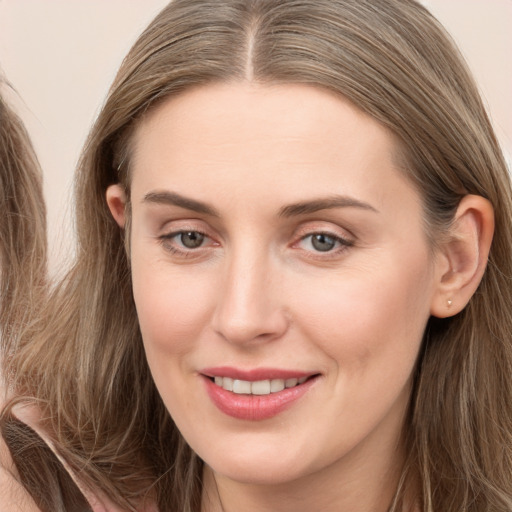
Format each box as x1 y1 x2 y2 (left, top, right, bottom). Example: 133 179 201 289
0 434 41 512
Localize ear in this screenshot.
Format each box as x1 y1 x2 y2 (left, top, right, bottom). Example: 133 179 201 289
106 184 127 228
430 195 494 318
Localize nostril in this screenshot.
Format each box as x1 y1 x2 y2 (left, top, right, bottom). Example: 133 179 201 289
212 309 290 346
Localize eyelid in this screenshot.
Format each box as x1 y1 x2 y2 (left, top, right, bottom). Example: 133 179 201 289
297 232 352 249
160 229 209 244
292 221 355 243
156 215 217 237
158 231 219 261
290 223 355 258
157 218 220 256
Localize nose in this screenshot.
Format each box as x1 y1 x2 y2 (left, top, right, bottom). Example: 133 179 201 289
211 250 289 346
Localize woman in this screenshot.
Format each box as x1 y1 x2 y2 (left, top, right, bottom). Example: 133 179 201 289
2 0 511 511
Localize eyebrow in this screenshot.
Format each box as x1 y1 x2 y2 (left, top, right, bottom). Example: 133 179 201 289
142 191 378 218
143 191 220 217
278 195 379 217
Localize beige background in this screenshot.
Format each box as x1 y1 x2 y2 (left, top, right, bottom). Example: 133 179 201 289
0 0 511 270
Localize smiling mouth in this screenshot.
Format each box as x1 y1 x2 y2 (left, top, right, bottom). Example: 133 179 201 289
203 371 320 420
208 375 316 395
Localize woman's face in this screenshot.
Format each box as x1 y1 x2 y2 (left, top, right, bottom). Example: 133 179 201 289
113 83 443 486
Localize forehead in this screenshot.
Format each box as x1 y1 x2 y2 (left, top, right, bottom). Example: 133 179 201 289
132 82 395 159
129 82 418 214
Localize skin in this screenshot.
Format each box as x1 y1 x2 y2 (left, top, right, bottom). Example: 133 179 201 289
106 82 493 512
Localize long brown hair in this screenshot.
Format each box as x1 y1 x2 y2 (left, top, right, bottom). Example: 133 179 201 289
4 1 512 511
0 83 46 373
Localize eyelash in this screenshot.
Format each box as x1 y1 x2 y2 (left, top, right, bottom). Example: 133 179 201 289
294 232 354 259
158 229 353 259
297 231 354 254
158 230 214 257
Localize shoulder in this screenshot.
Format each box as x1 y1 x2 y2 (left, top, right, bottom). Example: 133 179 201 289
0 434 42 512
1 400 157 512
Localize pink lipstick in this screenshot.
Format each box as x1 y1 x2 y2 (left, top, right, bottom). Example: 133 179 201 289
201 367 319 421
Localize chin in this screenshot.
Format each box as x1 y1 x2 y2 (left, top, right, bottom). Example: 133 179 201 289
211 459 307 486
200 440 320 487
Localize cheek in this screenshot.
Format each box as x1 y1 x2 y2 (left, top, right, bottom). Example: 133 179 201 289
289 255 434 375
131 255 217 359
131 262 218 419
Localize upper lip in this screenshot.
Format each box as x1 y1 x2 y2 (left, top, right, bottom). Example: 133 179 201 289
201 366 318 381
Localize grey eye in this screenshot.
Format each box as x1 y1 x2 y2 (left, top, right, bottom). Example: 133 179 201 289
179 231 205 249
311 234 337 252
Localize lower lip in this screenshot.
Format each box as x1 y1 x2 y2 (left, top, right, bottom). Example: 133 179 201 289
203 376 318 421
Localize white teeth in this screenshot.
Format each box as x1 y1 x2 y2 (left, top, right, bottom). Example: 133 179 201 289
270 379 285 392
251 380 271 395
285 378 298 388
213 376 309 395
223 377 234 391
233 379 251 394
